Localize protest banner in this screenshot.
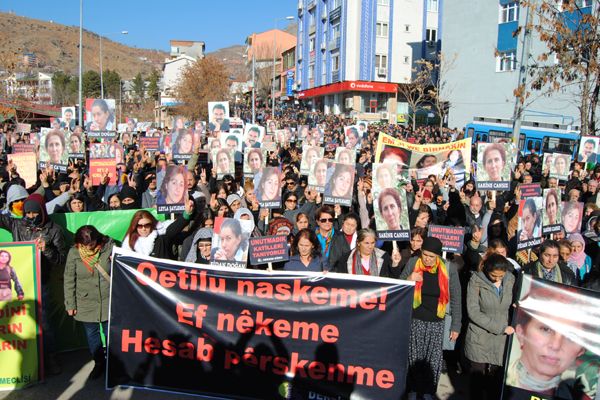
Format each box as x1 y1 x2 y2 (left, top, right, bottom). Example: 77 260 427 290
335 147 356 165
542 189 562 235
15 123 31 133
519 183 542 199
577 136 599 169
221 130 243 153
372 163 400 194
516 198 543 250
139 137 160 152
254 167 282 209
375 133 471 187
428 225 465 253
502 275 600 400
172 130 194 161
544 153 571 181
210 217 251 268
243 124 264 148
7 153 37 188
156 165 187 214
344 126 361 150
248 235 289 264
67 131 85 159
476 143 516 191
0 242 42 390
324 162 356 207
11 143 35 153
89 143 122 185
60 107 76 131
107 249 414 399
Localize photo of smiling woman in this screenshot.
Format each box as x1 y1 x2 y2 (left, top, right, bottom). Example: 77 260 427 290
211 217 250 266
308 158 329 192
324 162 356 206
212 148 234 179
172 129 194 160
156 165 188 213
477 142 513 190
254 167 282 208
41 129 68 169
543 189 562 233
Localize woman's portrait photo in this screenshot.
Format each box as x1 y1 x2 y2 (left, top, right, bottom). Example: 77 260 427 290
308 159 329 190
254 167 282 205
41 129 68 166
335 147 355 165
543 189 562 227
85 98 115 131
212 148 234 178
477 142 513 183
0 250 24 301
562 201 584 234
517 198 542 242
373 163 398 193
211 217 250 264
300 145 324 175
243 148 265 176
172 129 194 156
325 162 355 200
374 187 408 232
156 165 188 206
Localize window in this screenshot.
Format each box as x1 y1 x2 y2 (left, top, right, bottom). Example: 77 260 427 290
405 24 411 32
331 0 342 8
375 54 388 69
377 0 390 5
497 50 517 71
562 0 593 8
331 23 341 41
377 93 388 112
308 64 315 80
499 2 519 23
427 0 439 12
376 22 389 37
309 35 315 52
426 28 437 42
332 52 340 71
322 59 326 82
403 56 410 64
543 137 577 154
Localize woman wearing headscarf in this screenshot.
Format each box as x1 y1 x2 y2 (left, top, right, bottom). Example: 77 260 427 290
399 236 462 399
567 233 593 285
64 225 113 379
182 227 213 265
335 228 400 276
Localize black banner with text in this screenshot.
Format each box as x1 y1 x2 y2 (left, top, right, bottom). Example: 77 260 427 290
107 249 414 399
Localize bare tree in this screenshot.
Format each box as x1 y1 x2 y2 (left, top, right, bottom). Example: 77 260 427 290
428 52 457 132
398 60 434 130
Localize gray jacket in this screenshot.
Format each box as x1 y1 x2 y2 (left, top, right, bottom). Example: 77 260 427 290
399 256 462 333
464 270 515 366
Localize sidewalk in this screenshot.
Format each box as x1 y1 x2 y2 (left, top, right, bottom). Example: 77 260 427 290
0 349 468 400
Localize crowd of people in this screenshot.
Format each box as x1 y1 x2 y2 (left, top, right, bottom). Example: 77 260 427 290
0 103 599 399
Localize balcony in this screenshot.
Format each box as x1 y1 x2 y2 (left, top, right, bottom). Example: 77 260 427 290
330 6 342 20
309 23 316 34
328 36 341 50
298 0 303 13
308 0 316 9
332 70 340 82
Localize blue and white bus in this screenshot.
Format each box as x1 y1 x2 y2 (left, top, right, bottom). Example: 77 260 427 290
465 117 580 158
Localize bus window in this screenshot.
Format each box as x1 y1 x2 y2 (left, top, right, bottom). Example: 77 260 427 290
476 134 481 141
489 130 512 140
518 133 526 151
482 134 489 142
543 137 577 155
467 128 474 138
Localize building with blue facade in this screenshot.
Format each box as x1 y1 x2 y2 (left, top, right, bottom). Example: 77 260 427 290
442 0 594 129
296 0 440 121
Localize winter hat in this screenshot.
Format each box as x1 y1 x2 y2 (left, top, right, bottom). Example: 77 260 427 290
227 194 241 206
6 184 28 206
421 237 443 257
24 197 43 214
119 185 138 202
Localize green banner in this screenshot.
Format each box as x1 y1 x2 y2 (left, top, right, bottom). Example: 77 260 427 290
0 242 42 390
0 209 167 353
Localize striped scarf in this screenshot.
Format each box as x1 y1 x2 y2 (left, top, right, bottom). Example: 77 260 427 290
413 256 449 318
78 244 101 275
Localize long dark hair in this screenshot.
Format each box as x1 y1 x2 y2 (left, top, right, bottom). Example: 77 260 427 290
124 210 158 249
74 225 109 248
291 228 321 259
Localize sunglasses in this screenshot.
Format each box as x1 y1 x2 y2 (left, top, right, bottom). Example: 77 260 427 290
286 181 296 186
319 218 334 223
286 198 297 203
137 223 153 229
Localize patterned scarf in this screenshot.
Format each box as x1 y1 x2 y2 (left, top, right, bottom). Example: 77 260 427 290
351 249 378 276
78 244 102 275
536 261 563 284
413 256 449 318
317 228 334 257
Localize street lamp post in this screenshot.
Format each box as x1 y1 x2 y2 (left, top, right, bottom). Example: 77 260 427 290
272 16 294 116
100 31 128 99
78 0 83 127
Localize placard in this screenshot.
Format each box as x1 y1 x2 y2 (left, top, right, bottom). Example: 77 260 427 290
428 225 465 253
248 235 289 264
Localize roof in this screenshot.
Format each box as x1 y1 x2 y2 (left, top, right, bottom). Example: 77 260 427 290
246 29 297 61
170 40 205 46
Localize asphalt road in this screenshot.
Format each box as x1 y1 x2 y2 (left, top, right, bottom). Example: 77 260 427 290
0 349 468 400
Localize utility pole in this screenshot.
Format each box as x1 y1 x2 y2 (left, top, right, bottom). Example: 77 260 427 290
511 1 534 145
78 0 83 127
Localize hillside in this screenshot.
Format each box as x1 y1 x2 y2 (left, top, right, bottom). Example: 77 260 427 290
0 12 166 79
207 45 249 82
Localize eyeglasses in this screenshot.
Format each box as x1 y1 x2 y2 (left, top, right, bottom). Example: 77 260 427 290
286 198 297 203
319 218 334 223
286 181 296 186
137 223 153 229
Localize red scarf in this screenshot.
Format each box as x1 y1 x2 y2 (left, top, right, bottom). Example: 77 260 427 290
413 256 449 318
